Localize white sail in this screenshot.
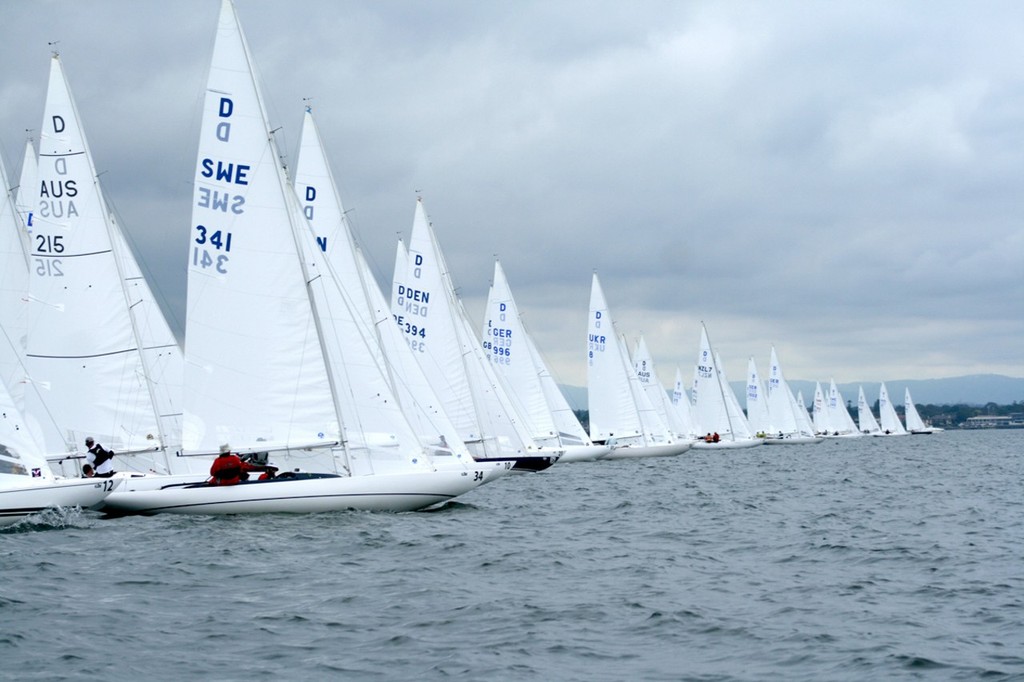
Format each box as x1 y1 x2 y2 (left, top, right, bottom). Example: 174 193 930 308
0 154 29 409
483 261 558 446
765 347 799 436
633 335 689 440
812 382 828 434
857 386 882 435
623 334 676 443
670 366 698 440
183 1 342 459
0 358 48 481
15 140 39 244
586 275 686 457
793 390 816 438
745 357 770 436
24 55 183 475
878 382 908 436
586 274 640 443
827 378 860 436
691 325 728 438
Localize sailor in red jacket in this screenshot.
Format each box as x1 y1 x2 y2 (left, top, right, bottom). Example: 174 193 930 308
209 444 244 486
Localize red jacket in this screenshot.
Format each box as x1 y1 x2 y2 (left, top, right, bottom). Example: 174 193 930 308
209 453 243 486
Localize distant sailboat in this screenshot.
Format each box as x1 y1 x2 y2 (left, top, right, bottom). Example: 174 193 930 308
904 387 942 434
824 379 861 438
763 347 821 444
632 335 693 443
670 367 699 442
878 382 908 436
483 261 607 462
690 324 760 449
857 386 882 436
745 357 770 438
794 390 817 440
812 382 828 435
586 274 689 458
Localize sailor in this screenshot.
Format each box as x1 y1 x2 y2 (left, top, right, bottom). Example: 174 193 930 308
81 464 95 478
84 437 116 478
209 444 244 486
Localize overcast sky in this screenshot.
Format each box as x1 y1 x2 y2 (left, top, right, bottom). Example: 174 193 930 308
2 0 1021 388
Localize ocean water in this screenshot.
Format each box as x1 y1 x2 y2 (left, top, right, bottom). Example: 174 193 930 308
2 429 1022 681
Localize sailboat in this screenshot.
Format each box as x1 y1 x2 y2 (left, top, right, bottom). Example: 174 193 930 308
585 275 689 458
21 54 197 479
794 390 817 440
745 357 770 438
391 201 559 473
857 386 882 436
877 382 908 436
824 378 861 438
1 156 115 524
690 324 760 449
483 261 607 462
762 347 821 444
904 387 942 434
632 335 694 445
811 382 828 435
670 367 699 442
104 0 485 515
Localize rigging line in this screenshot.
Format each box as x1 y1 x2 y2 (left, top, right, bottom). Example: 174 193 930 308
26 347 140 360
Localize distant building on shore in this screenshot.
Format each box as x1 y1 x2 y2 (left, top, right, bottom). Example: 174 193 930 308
961 414 1024 429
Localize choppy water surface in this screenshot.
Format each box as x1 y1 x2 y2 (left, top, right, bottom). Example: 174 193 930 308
3 429 1022 681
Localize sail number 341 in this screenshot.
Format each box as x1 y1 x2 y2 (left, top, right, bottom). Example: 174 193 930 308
192 225 232 274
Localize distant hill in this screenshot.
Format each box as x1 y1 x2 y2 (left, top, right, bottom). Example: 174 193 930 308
559 374 1024 410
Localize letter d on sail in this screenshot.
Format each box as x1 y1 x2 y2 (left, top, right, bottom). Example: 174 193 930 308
51 115 65 134
216 97 233 142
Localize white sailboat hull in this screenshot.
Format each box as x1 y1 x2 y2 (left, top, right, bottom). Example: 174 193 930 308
762 435 824 445
0 478 116 527
602 442 691 459
101 469 481 515
558 444 612 463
